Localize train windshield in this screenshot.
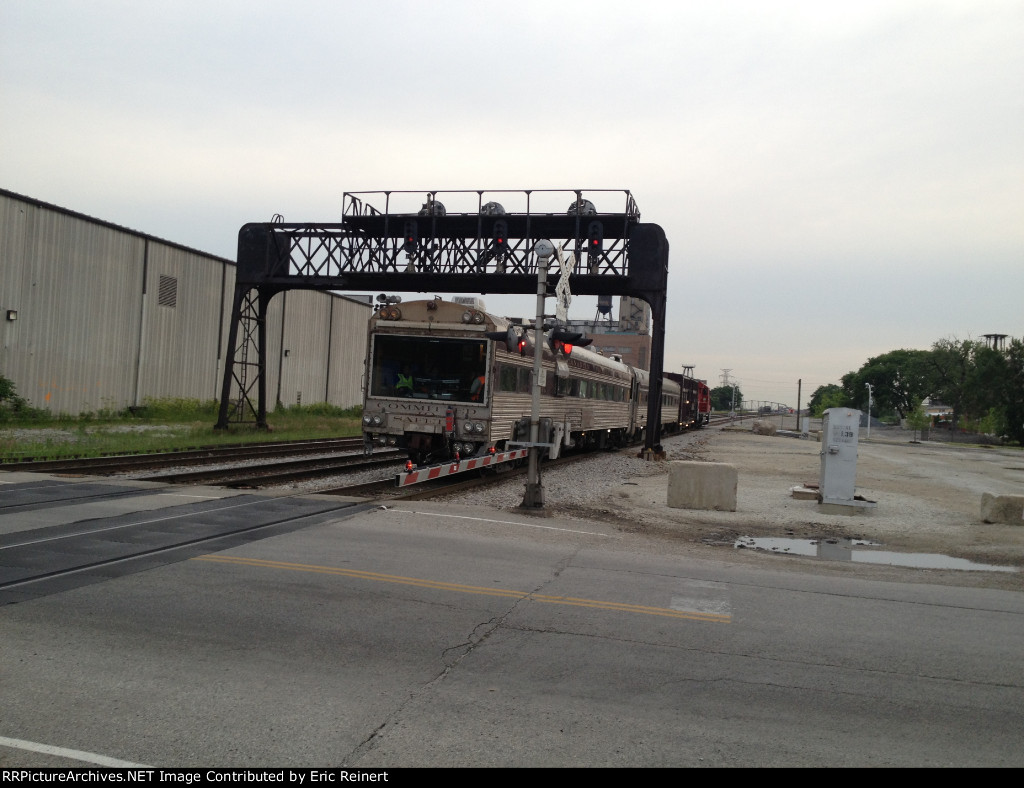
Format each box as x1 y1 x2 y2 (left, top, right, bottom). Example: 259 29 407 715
369 334 488 402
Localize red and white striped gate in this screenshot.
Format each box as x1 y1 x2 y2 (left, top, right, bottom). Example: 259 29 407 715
395 448 529 487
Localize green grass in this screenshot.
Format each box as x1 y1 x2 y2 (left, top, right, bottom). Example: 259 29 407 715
0 397 363 462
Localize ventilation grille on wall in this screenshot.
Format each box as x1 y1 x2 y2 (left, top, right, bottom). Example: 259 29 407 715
158 275 177 308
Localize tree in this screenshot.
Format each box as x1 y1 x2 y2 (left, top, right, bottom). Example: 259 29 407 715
0 373 32 421
927 338 1005 433
906 400 930 443
827 335 1023 446
1000 338 1024 444
840 349 935 420
808 383 847 416
709 385 742 411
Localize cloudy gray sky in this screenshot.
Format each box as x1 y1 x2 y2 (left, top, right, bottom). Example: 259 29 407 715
3 0 1021 405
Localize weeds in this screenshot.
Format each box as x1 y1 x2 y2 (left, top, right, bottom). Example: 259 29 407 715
0 385 363 462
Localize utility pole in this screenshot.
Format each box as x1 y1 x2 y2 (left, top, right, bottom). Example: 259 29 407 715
796 378 801 432
865 382 873 440
521 240 554 509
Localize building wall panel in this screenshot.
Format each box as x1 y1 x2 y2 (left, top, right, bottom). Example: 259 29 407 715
328 296 370 408
281 290 331 408
2 190 369 419
1 193 144 414
136 243 227 404
263 290 370 411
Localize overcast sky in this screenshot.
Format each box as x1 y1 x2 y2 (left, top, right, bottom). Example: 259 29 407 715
2 0 1021 405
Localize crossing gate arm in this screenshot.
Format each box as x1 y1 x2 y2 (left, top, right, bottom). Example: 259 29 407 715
396 449 529 487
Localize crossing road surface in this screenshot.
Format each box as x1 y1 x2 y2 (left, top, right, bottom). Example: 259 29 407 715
1 475 1022 767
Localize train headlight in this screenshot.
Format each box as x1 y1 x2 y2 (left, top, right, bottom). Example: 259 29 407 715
472 311 485 324
462 422 474 435
473 422 485 433
462 310 474 323
362 415 373 426
371 415 383 426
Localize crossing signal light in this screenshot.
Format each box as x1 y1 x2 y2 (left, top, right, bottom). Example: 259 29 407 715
483 326 527 355
587 220 603 258
492 219 508 255
549 328 593 356
403 220 418 255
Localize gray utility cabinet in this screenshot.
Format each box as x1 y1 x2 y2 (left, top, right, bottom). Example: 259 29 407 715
819 408 862 505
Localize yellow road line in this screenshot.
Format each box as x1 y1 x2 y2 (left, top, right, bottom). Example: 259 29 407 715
193 554 731 624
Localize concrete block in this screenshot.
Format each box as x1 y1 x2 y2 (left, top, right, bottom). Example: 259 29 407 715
980 493 1024 525
752 421 777 436
668 461 737 512
790 485 819 500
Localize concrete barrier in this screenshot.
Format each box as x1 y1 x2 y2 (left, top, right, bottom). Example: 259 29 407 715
980 493 1024 525
668 461 737 512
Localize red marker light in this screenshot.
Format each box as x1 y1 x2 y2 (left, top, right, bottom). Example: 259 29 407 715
405 460 413 472
563 344 573 355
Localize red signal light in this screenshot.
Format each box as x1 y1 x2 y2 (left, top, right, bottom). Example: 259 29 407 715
563 343 573 355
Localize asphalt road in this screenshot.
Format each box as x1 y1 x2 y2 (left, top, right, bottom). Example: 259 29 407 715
2 483 1022 768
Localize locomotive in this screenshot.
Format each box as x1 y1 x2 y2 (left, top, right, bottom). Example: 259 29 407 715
361 298 709 469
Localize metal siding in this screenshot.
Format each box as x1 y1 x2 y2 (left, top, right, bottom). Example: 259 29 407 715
327 296 371 408
276 289 331 408
215 261 235 401
2 191 383 418
0 194 144 414
261 291 285 410
0 196 30 390
136 243 225 405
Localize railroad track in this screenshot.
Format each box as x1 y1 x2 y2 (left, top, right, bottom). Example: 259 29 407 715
5 424 719 499
1 437 367 475
321 450 594 501
0 486 375 605
142 451 406 487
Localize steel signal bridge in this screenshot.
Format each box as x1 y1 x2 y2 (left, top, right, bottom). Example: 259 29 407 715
216 189 671 453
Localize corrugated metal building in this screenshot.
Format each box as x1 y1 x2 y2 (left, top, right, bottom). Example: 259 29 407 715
0 189 370 416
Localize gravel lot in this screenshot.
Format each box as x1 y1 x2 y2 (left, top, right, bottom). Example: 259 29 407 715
432 425 1024 591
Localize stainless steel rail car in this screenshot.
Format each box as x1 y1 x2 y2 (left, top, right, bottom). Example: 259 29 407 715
361 299 682 466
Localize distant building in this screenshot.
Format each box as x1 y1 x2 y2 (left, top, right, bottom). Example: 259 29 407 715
565 295 652 369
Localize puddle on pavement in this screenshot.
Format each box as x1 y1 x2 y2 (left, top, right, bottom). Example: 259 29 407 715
734 536 1018 573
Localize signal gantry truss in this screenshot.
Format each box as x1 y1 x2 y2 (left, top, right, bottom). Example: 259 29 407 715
216 189 670 451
